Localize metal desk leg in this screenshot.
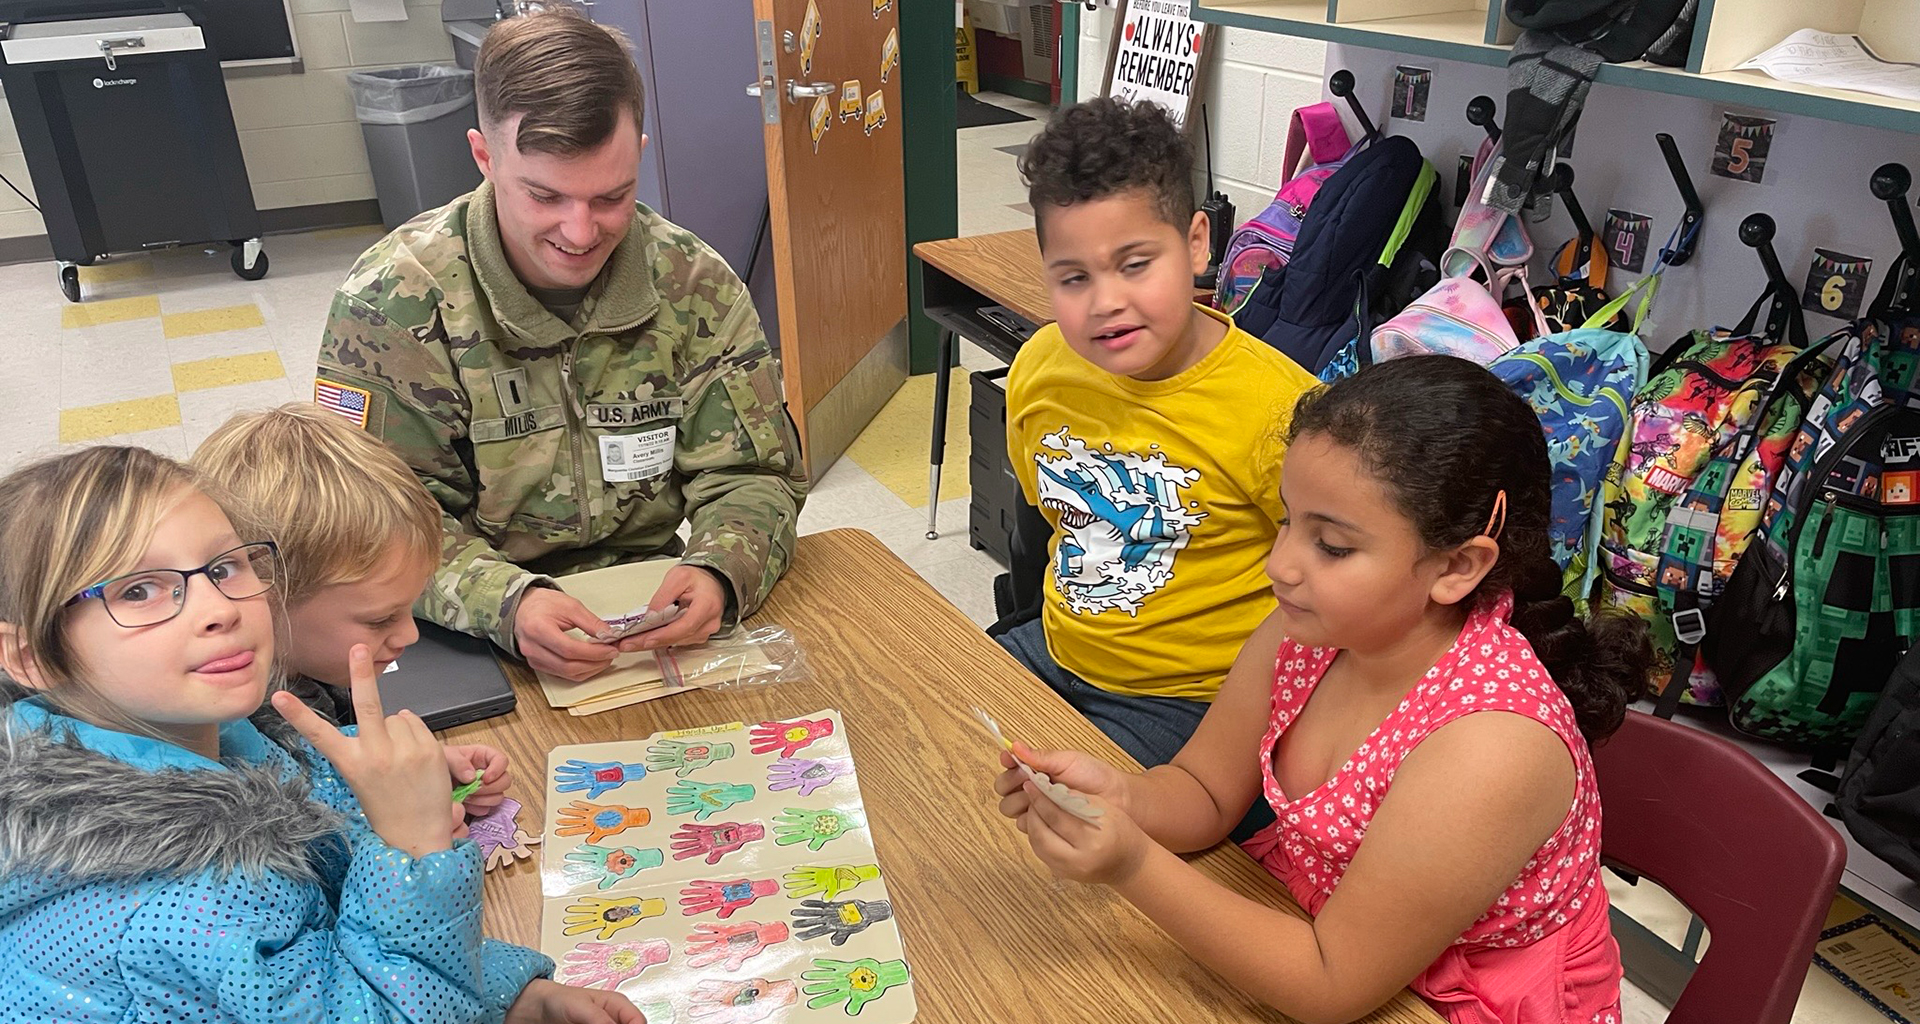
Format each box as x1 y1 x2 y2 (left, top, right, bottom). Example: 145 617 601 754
927 328 957 540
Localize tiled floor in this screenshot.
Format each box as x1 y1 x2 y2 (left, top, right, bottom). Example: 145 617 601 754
0 100 1893 1019
957 91 1049 237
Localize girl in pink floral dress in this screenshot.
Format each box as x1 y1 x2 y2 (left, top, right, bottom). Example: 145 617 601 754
993 356 1650 1023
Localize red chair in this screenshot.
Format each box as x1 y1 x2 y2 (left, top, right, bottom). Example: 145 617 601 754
1592 710 1846 1024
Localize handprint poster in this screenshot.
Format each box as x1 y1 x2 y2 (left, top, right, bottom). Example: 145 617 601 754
539 709 916 1022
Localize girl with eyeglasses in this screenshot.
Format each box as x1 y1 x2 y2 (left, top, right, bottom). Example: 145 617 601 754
0 447 644 1023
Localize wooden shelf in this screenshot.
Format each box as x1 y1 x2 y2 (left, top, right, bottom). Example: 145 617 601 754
1194 0 1920 135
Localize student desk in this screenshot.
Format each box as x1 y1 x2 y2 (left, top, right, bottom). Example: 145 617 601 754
447 528 1443 1024
912 230 1215 542
913 230 1054 542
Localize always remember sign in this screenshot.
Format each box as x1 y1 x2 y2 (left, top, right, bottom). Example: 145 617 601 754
1102 0 1212 130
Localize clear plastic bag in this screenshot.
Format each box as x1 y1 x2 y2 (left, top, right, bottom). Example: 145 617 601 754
348 65 476 126
564 625 806 717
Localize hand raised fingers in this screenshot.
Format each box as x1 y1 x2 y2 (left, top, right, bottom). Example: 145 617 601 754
269 690 349 761
345 645 389 743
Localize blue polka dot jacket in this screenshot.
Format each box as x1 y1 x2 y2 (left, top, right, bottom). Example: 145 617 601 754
0 695 553 1022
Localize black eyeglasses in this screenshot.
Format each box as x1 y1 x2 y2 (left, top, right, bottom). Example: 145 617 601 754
65 541 281 628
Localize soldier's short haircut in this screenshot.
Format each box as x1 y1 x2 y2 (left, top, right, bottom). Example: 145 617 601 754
192 404 442 603
474 5 645 157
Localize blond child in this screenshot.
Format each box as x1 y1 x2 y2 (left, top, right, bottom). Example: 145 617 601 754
193 402 509 817
0 446 642 1022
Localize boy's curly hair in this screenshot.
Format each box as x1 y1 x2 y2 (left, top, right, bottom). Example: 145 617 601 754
1018 97 1195 245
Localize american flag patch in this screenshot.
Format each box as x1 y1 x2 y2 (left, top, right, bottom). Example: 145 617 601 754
314 379 371 428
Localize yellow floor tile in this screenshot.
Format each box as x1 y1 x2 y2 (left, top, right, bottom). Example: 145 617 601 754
61 295 161 329
76 261 154 286
844 368 971 509
59 395 181 443
172 351 285 392
162 303 266 339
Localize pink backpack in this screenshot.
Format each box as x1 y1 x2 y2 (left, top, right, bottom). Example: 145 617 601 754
1214 102 1353 312
1367 140 1546 364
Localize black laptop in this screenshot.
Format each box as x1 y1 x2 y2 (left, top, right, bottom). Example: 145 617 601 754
378 620 518 730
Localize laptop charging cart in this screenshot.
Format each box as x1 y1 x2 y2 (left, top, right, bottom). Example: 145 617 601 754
0 0 266 301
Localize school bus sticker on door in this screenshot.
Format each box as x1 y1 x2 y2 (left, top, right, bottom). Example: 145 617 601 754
880 26 899 83
862 90 887 135
808 94 831 152
838 80 863 122
800 0 822 75
872 0 891 15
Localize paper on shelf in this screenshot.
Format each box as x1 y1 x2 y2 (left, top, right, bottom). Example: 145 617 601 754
1738 30 1920 103
348 0 408 23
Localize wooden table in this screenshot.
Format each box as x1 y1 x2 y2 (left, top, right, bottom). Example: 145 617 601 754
447 529 1441 1024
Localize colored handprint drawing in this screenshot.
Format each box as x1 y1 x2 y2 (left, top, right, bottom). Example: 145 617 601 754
791 898 893 946
801 958 910 1016
554 758 647 799
748 717 834 757
665 780 755 821
563 843 664 891
687 977 798 1024
554 800 651 844
772 806 862 851
561 895 667 940
560 939 670 990
765 756 852 797
468 796 541 871
670 821 765 865
684 920 789 970
782 863 881 900
679 877 779 919
646 736 735 777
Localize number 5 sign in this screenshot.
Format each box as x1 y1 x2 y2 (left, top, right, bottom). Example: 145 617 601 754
1712 112 1776 184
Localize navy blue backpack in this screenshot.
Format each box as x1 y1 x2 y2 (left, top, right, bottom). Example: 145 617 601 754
1234 135 1439 372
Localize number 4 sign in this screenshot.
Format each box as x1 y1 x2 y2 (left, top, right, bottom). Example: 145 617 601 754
1712 112 1776 184
1604 210 1652 274
1801 248 1873 321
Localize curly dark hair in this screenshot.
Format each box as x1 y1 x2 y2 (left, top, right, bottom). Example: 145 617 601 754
1287 355 1654 741
1018 97 1195 246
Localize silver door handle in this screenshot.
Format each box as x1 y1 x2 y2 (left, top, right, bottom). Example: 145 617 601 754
746 80 834 103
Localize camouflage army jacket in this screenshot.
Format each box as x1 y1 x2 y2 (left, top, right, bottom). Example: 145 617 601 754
317 183 807 651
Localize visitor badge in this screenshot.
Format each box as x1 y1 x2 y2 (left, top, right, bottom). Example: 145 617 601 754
599 425 674 482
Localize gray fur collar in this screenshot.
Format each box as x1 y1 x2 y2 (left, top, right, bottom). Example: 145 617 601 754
0 700 345 888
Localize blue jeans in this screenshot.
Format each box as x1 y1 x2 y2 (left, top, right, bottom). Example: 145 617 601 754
995 618 1275 841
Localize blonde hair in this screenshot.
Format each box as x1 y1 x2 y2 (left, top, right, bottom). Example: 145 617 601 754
0 447 263 726
191 404 442 603
474 5 645 156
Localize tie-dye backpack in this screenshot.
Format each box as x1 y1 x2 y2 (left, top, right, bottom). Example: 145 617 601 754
1490 274 1654 586
1318 139 1539 382
1587 285 1824 707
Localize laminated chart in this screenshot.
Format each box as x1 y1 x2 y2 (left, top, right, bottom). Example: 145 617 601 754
540 709 916 1022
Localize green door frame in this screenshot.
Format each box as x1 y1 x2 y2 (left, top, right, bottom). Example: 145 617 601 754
902 3 1078 373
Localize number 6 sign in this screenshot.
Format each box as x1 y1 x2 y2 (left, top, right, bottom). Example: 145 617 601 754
1801 248 1873 321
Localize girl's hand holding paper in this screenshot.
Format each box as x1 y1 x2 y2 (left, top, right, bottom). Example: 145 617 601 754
1018 784 1151 886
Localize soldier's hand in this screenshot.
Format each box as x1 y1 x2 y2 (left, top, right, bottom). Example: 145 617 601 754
514 587 619 680
623 565 727 652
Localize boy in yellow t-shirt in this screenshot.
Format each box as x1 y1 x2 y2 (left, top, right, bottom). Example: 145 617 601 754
999 98 1317 784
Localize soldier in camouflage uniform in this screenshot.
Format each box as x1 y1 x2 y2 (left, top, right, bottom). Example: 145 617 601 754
316 8 805 681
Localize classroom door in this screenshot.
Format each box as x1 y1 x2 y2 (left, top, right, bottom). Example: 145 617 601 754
749 0 908 477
